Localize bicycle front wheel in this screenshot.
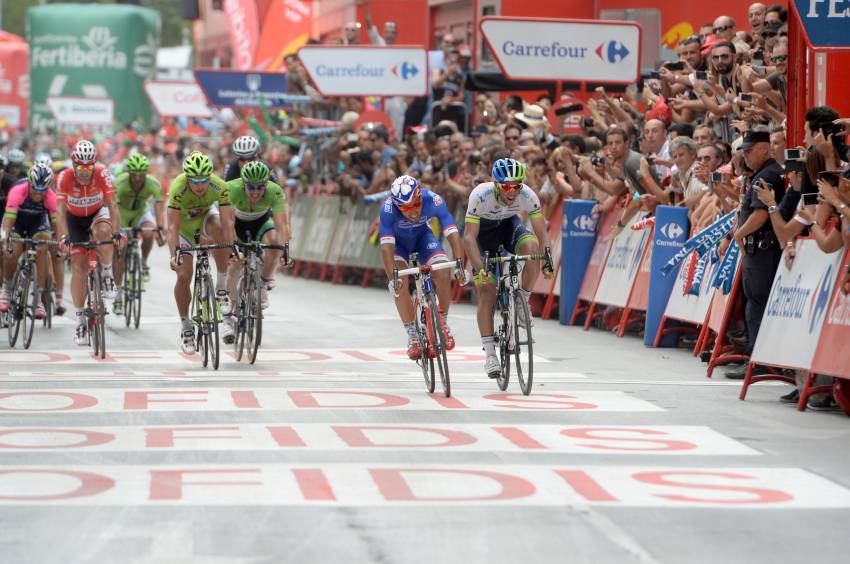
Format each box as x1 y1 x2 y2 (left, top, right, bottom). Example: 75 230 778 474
496 294 511 391
513 293 534 395
427 292 450 397
22 266 39 349
234 278 246 361
247 270 263 364
123 251 133 328
8 268 29 347
132 250 143 329
414 299 435 393
192 276 208 367
204 274 220 370
92 269 106 359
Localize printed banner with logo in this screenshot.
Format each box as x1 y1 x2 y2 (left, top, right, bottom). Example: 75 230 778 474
662 250 721 325
559 200 599 323
27 4 160 129
751 239 844 370
298 46 428 97
592 214 651 308
224 0 260 71
194 70 289 109
143 81 212 118
0 40 29 128
810 249 850 379
254 0 312 71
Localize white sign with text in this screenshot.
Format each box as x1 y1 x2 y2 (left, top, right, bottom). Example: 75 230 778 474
298 46 428 96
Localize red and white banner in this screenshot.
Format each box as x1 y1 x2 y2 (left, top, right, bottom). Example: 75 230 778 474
751 239 844 370
254 0 312 71
143 81 212 118
592 216 652 307
663 253 720 325
577 210 618 303
0 41 29 127
224 0 260 71
811 248 850 379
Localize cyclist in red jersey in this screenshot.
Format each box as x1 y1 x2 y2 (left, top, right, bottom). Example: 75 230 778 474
55 139 124 346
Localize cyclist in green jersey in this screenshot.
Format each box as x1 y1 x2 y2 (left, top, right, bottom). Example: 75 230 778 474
112 154 165 314
166 151 236 354
221 161 290 344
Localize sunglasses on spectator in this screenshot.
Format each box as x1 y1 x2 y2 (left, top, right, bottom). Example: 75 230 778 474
498 181 522 192
761 30 777 38
75 164 94 172
245 182 267 191
772 54 787 63
696 155 714 162
713 25 733 33
188 176 209 185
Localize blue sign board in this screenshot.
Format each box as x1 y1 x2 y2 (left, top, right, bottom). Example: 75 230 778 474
194 70 289 109
645 206 689 347
559 200 598 325
794 0 850 48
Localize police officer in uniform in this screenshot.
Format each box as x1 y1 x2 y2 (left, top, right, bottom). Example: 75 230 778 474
726 130 786 379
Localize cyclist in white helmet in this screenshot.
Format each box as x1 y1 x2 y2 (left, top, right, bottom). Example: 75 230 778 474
224 135 278 184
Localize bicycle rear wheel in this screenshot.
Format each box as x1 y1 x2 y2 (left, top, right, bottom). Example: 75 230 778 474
513 293 534 395
43 276 54 329
193 276 208 367
427 293 450 397
204 274 220 370
8 268 28 347
247 270 262 364
123 251 133 327
132 250 143 329
414 299 435 393
234 278 246 361
22 266 39 349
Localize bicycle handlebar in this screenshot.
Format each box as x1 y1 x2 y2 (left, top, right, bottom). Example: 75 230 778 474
5 238 60 252
178 243 235 253
394 258 462 282
71 239 116 250
486 254 547 265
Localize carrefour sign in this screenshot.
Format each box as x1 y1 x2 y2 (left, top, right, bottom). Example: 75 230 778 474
480 17 641 83
298 46 428 97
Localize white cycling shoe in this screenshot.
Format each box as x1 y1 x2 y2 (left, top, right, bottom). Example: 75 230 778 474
222 317 235 345
180 329 196 355
74 323 88 346
485 354 502 379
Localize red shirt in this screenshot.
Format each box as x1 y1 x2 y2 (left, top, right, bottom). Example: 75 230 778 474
56 164 115 218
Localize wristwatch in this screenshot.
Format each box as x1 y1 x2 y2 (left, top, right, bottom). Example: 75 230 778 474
767 205 777 214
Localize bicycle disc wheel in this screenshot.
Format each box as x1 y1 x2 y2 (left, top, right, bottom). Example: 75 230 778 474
8 269 27 347
132 251 143 329
415 300 435 393
22 267 39 349
427 293 450 397
247 270 262 364
496 299 511 391
513 294 534 395
204 274 220 370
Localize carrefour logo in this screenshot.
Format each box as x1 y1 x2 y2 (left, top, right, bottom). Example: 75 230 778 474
807 265 834 333
566 213 596 237
391 62 419 80
767 274 812 322
595 40 630 63
660 222 684 240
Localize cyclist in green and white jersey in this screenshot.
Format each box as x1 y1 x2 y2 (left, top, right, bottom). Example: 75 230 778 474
166 151 236 354
112 153 164 314
222 161 290 344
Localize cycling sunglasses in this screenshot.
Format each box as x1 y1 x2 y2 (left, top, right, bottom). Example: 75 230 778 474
31 185 50 192
498 181 522 192
245 182 267 191
397 199 422 212
75 163 94 172
188 176 210 185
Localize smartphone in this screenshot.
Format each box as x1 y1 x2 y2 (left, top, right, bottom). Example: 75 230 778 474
819 171 840 186
666 61 685 71
582 117 595 128
695 70 708 81
785 160 806 173
784 148 803 160
740 93 754 102
710 171 725 183
554 103 583 116
802 192 820 206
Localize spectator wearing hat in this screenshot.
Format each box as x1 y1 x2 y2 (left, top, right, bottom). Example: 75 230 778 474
726 128 786 379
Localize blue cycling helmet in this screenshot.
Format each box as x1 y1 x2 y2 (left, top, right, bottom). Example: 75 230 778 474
390 175 422 208
491 158 526 183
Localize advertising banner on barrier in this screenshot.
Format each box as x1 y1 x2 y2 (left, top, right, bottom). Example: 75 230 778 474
289 196 316 261
479 17 641 84
577 210 619 304
628 233 654 312
811 249 850 378
663 252 721 325
592 215 651 308
707 255 741 334
751 239 844 370
194 70 289 109
298 46 428 97
46 96 114 125
0 40 29 127
143 81 212 118
338 202 381 268
559 200 598 324
300 197 341 263
532 200 565 298
645 206 689 346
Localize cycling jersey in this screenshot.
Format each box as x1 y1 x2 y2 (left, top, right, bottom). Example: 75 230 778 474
56 164 115 218
3 182 57 236
167 173 230 240
465 182 543 230
113 172 163 227
379 189 457 264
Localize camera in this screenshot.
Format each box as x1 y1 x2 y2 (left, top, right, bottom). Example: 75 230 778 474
784 148 803 160
819 171 840 186
665 61 685 71
710 171 724 183
582 117 595 128
740 93 754 103
802 192 820 206
590 153 604 167
695 70 708 81
784 160 806 173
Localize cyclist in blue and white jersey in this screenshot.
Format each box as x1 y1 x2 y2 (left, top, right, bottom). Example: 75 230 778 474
463 158 553 378
380 175 467 359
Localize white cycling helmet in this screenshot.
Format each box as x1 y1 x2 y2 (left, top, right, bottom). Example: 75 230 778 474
232 135 260 159
71 140 97 165
7 148 25 165
34 153 53 169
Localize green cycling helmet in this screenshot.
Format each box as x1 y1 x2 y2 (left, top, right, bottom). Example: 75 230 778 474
126 153 150 172
241 160 270 184
183 151 213 177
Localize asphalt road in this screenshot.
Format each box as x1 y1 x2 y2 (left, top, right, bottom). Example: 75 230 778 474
1 245 849 564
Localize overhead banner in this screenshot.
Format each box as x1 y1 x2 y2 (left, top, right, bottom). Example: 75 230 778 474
298 46 429 97
194 70 288 109
254 0 312 71
792 0 850 48
479 17 641 84
0 41 29 127
27 4 160 129
143 81 212 118
751 239 844 370
46 96 114 125
223 0 260 70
